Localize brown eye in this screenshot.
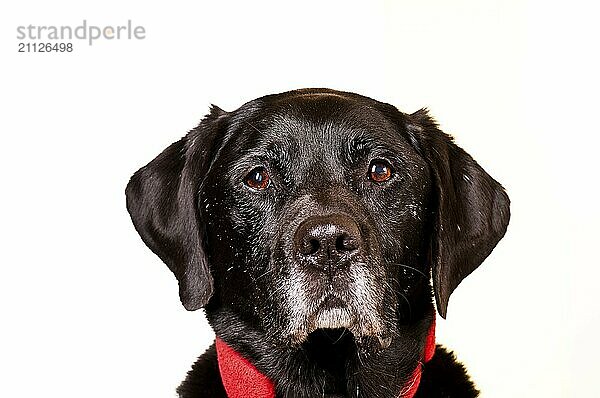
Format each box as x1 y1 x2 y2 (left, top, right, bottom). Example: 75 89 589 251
369 160 393 182
244 167 270 190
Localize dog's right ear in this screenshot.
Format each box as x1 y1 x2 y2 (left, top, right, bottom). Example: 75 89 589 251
125 106 227 311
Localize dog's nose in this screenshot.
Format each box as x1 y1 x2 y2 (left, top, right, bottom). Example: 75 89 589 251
294 214 362 269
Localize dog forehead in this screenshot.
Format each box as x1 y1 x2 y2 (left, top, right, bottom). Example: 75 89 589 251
231 92 403 157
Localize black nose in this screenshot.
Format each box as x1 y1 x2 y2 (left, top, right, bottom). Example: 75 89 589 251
294 214 362 270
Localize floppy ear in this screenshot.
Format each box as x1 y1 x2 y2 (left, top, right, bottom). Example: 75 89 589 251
407 109 510 318
125 106 227 311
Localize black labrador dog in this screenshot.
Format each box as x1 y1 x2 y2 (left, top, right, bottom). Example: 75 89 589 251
126 88 509 398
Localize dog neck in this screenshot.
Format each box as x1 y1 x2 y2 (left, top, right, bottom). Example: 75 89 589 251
215 319 436 398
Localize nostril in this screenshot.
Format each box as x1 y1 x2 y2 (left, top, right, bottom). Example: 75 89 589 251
308 238 320 255
300 237 321 255
336 233 359 252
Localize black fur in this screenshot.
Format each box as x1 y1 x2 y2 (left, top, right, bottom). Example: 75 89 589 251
126 88 509 397
177 345 479 397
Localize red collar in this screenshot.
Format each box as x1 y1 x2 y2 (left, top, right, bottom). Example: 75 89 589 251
215 319 436 398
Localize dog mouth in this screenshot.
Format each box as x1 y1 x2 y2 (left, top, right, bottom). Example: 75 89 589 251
314 296 354 330
306 300 356 355
284 294 392 350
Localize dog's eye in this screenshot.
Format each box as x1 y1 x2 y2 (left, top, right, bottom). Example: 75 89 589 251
244 167 270 190
368 160 393 183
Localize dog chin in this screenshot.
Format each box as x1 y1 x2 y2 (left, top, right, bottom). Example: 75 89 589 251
283 303 391 349
314 307 354 330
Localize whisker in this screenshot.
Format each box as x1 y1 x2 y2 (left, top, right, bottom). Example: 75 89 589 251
384 278 412 320
254 267 276 281
244 121 264 135
265 283 288 302
395 263 429 279
332 327 348 344
397 291 412 320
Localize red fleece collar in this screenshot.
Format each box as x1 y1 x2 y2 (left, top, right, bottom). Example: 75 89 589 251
215 318 436 398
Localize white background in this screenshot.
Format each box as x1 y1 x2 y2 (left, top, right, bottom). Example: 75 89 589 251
1 1 598 397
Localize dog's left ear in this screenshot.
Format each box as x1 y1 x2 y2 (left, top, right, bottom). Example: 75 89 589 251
406 109 510 318
125 106 227 311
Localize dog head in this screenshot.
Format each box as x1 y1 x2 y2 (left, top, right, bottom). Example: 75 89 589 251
126 88 509 347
